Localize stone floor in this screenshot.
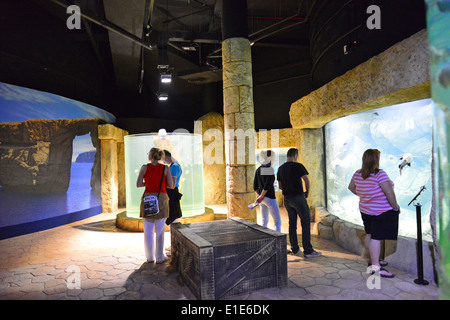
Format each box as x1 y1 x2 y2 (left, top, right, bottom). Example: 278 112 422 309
0 205 440 300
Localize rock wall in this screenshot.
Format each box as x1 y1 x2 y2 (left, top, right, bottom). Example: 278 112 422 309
0 119 103 193
195 112 226 205
98 124 128 213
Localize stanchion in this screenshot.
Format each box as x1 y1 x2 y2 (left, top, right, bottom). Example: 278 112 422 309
408 186 429 286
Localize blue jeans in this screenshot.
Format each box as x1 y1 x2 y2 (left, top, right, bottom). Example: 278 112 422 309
260 197 282 232
284 194 314 254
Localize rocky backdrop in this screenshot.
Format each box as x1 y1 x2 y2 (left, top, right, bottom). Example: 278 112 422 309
0 118 104 194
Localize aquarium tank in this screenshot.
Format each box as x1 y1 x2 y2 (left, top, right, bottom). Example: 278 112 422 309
324 99 433 241
124 131 205 218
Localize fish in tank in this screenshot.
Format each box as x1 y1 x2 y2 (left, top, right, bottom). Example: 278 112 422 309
324 99 433 242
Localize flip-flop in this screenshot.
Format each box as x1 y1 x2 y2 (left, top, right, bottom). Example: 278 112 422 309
368 260 388 267
371 267 395 278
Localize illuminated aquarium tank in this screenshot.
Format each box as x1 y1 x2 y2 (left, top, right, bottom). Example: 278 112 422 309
124 131 205 218
325 99 433 241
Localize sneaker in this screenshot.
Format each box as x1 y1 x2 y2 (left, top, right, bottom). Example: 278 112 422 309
288 249 303 256
304 250 322 258
156 256 168 264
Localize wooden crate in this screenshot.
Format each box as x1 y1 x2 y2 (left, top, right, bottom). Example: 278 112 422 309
171 217 287 300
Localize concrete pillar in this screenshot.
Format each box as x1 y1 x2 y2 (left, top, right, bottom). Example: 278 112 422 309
222 0 256 222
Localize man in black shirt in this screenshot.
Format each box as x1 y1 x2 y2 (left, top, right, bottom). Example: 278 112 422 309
277 148 321 257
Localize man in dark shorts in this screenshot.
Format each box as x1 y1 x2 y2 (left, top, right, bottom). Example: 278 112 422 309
277 148 321 258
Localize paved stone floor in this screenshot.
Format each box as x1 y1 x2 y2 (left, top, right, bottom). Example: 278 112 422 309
0 206 440 300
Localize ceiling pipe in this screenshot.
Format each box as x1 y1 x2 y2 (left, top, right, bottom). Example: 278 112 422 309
248 0 304 38
206 0 312 60
310 0 356 46
250 0 317 46
139 0 156 93
49 0 154 51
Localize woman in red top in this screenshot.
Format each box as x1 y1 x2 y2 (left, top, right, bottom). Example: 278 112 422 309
137 148 174 263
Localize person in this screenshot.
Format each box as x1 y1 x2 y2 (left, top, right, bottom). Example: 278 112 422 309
277 148 321 258
163 150 183 225
253 150 282 232
136 148 174 264
348 148 400 278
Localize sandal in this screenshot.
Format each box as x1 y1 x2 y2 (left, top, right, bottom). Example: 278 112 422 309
368 260 388 267
371 267 395 278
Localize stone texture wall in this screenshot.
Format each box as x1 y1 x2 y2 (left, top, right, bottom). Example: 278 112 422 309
195 112 226 205
222 37 256 222
256 128 297 149
295 128 326 210
98 124 128 213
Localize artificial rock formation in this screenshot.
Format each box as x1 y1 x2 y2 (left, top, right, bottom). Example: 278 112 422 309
98 124 128 213
195 112 226 205
0 118 103 193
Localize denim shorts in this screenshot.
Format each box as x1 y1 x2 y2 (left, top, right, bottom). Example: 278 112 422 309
361 210 399 240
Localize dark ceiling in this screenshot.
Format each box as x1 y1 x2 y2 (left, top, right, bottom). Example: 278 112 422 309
0 0 426 132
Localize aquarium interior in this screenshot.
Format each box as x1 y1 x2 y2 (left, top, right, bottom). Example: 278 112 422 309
124 132 205 218
324 99 434 241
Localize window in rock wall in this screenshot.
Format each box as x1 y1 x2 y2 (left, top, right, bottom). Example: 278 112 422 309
324 99 433 241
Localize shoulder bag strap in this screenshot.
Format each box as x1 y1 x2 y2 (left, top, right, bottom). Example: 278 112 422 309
157 165 165 197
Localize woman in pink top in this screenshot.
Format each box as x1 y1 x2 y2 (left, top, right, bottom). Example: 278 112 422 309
348 149 400 278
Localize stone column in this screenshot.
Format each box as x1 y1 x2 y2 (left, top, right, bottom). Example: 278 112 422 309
98 124 128 213
222 1 256 222
295 129 326 213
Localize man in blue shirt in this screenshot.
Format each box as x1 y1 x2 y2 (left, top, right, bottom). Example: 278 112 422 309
163 150 182 225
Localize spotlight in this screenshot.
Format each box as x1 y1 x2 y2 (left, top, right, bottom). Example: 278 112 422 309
181 41 198 51
160 71 172 83
157 92 168 101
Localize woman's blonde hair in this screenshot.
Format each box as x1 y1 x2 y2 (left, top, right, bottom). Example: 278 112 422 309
149 147 164 161
361 149 380 179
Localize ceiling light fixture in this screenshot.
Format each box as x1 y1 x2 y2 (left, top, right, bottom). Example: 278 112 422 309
157 92 168 101
181 41 198 51
160 70 172 83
